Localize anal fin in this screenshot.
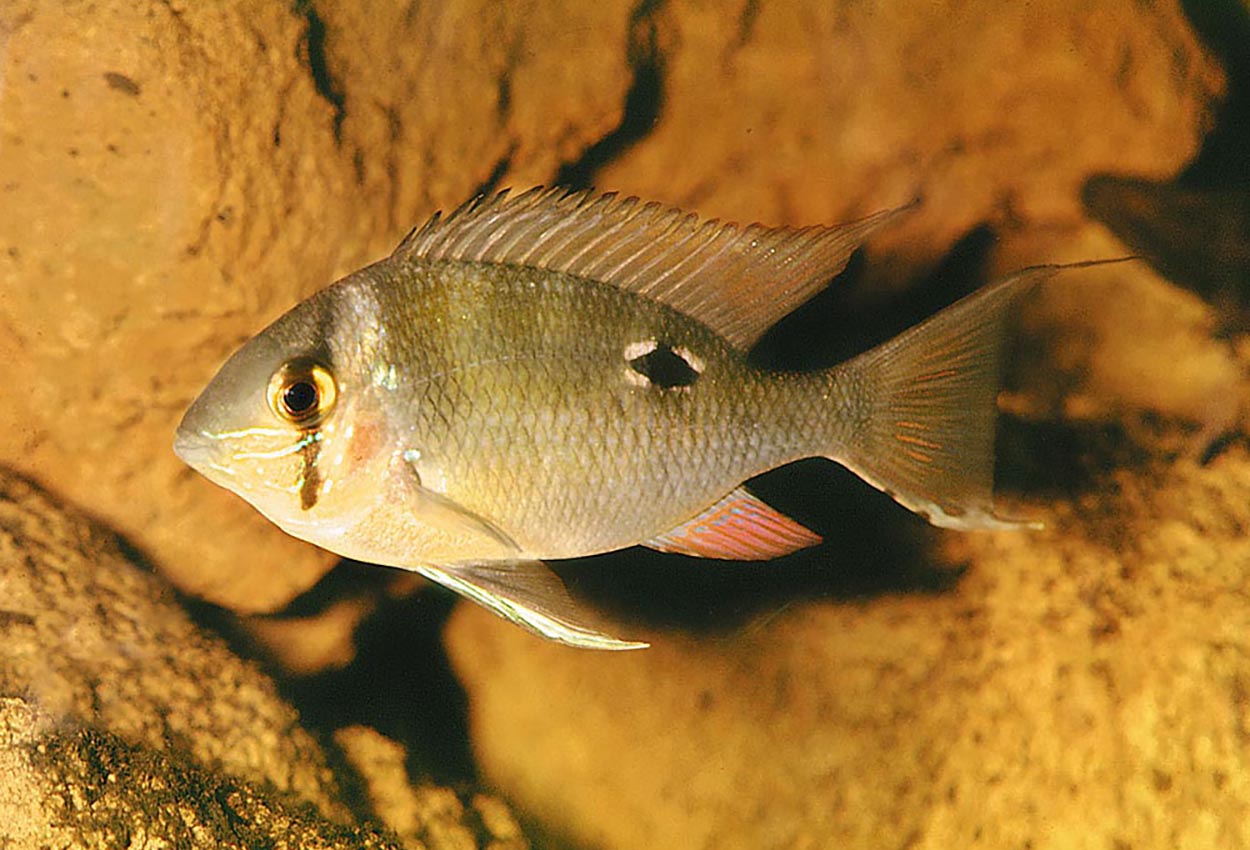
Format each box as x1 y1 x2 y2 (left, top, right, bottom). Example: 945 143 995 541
643 487 822 560
417 561 648 651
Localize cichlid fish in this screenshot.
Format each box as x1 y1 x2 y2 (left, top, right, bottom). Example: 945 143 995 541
175 187 1088 649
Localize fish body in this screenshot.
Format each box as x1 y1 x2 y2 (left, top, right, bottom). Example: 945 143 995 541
176 188 1075 649
357 259 827 562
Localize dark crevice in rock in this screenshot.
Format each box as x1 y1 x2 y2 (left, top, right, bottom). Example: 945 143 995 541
1082 2 1250 336
496 63 514 122
993 416 1159 499
1083 0 1250 331
1081 176 1250 328
469 145 517 201
555 0 667 189
278 565 479 787
1179 0 1250 187
733 0 761 50
294 0 347 144
752 223 996 372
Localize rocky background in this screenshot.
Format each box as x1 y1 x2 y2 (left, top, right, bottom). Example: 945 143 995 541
2 0 1249 848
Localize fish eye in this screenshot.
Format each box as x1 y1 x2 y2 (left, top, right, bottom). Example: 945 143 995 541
283 381 318 415
268 358 337 427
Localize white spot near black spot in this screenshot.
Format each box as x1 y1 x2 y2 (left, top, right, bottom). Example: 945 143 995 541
623 339 659 361
626 340 702 388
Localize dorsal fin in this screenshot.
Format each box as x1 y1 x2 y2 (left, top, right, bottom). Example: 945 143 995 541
642 487 822 560
392 187 914 350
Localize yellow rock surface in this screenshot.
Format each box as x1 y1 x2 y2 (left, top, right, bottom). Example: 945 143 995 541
2 0 1245 845
448 447 1250 850
0 0 631 612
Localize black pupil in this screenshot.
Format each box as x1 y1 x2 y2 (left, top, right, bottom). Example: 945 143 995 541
283 380 318 415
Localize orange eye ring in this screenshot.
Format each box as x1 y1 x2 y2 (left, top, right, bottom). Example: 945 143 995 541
268 358 337 427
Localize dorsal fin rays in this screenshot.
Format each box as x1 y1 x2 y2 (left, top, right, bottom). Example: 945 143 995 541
392 187 914 350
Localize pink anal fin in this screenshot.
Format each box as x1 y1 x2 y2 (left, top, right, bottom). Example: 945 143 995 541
643 487 822 561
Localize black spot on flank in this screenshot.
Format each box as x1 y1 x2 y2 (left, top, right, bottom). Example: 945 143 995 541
629 343 701 388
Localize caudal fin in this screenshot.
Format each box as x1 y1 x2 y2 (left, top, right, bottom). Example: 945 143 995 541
829 259 1130 530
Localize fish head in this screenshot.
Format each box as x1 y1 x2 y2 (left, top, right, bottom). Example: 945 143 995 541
175 275 396 545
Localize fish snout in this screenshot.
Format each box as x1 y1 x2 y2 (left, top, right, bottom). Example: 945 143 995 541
173 426 220 470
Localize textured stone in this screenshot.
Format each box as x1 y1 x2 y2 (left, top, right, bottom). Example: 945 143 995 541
0 697 404 850
0 467 530 848
998 222 1243 434
598 0 1223 276
0 0 352 611
335 725 528 850
0 466 347 819
447 443 1250 850
0 0 632 613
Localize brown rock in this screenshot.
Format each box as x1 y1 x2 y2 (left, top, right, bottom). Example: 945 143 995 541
0 0 352 611
335 725 528 850
999 222 1243 432
447 444 1250 849
0 465 347 820
598 1 1223 274
0 697 403 850
0 466 534 847
0 0 634 613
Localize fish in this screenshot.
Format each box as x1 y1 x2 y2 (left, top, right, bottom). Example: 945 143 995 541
175 186 1106 650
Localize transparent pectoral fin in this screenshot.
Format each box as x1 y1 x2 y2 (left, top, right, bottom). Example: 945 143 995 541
417 561 650 651
411 482 521 554
392 452 524 560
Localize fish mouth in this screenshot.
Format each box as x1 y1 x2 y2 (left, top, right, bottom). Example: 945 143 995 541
173 427 220 470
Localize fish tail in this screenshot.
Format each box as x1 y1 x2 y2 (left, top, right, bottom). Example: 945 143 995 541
823 259 1129 530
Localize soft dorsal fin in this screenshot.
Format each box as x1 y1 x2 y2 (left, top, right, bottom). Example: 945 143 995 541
393 187 913 350
643 487 822 560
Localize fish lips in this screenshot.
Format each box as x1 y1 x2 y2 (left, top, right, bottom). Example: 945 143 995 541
172 424 219 469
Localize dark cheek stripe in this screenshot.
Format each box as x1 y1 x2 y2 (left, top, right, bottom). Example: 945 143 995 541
299 433 323 511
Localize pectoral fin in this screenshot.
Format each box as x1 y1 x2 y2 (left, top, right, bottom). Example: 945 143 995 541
411 482 521 554
393 452 522 561
416 561 649 651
